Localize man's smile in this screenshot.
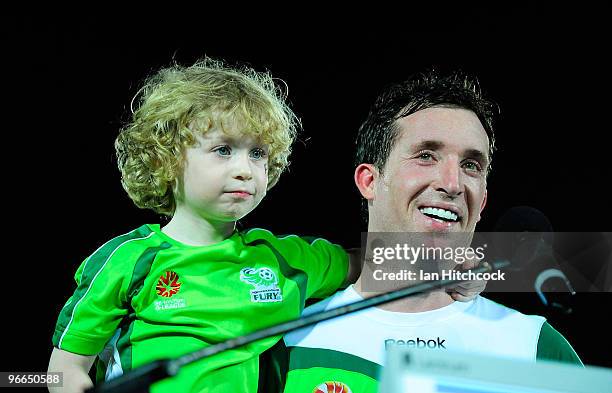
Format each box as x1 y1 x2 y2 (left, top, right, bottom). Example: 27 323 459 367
418 204 463 223
416 204 464 231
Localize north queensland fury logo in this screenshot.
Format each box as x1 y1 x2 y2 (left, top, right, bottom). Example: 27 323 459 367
240 267 283 303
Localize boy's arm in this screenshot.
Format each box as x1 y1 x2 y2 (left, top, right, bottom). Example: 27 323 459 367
344 248 362 286
48 347 96 393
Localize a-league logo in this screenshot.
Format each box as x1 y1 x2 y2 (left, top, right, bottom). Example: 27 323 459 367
240 267 283 303
156 271 182 298
313 381 352 393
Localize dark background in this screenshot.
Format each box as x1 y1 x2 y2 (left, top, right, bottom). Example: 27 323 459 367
6 5 611 379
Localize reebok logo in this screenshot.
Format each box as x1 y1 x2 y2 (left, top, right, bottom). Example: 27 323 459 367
384 337 446 350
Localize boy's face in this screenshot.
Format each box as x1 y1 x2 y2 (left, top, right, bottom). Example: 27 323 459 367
176 126 269 222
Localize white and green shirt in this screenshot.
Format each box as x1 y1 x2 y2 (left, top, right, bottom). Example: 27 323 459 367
52 224 348 393
282 285 582 393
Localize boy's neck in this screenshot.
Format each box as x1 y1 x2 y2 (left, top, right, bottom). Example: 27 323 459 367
161 207 236 246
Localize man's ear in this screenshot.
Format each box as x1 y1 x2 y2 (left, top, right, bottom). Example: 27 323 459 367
477 189 488 222
354 163 377 200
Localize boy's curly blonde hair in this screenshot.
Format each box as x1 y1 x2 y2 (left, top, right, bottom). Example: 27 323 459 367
115 58 299 216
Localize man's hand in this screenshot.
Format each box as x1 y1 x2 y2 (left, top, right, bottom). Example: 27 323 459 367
446 259 488 302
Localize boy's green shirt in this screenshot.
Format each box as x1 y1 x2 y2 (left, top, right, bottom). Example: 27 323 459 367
53 224 348 392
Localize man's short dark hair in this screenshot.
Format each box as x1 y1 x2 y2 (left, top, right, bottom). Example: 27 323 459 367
355 69 498 174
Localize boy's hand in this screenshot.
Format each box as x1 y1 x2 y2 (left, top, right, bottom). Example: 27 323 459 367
343 248 362 287
446 259 487 302
48 347 95 393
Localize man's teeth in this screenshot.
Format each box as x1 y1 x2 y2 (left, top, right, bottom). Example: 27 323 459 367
419 207 459 222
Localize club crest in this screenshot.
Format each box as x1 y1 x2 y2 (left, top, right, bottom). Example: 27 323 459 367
240 267 283 303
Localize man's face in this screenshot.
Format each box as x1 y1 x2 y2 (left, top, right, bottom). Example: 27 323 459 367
363 107 489 234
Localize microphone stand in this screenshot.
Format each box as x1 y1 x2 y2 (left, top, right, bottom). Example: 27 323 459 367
87 260 509 393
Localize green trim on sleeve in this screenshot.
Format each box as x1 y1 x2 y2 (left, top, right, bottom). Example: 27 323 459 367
55 226 151 331
536 322 583 365
53 225 155 353
118 243 171 372
52 330 106 355
288 347 381 379
117 319 137 373
127 243 172 299
300 236 322 245
258 339 289 393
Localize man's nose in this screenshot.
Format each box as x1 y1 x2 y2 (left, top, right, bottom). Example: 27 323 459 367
232 152 253 180
434 159 463 197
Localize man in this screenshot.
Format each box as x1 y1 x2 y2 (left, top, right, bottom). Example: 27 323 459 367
281 70 582 393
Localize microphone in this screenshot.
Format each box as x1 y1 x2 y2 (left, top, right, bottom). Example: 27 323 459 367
534 268 575 311
494 206 554 233
492 206 575 312
493 206 553 272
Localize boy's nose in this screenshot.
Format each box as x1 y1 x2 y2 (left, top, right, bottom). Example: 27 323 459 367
232 153 253 180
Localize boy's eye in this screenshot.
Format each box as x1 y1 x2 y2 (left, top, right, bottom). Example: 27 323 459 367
214 146 231 156
417 151 434 161
250 148 267 160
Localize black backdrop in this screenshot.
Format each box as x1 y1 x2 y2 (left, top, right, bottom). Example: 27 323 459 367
7 6 611 379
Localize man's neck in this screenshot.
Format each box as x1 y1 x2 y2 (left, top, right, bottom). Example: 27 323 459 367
353 276 454 313
161 207 235 246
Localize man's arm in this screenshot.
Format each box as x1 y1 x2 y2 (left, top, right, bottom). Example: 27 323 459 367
48 347 96 393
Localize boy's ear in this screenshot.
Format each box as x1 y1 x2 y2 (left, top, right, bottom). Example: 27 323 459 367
172 175 185 203
354 163 377 200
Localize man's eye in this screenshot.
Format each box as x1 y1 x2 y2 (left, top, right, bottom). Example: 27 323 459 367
214 146 231 156
250 148 267 160
463 161 482 172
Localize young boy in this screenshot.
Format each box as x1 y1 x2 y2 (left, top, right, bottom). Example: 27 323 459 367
48 59 484 393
